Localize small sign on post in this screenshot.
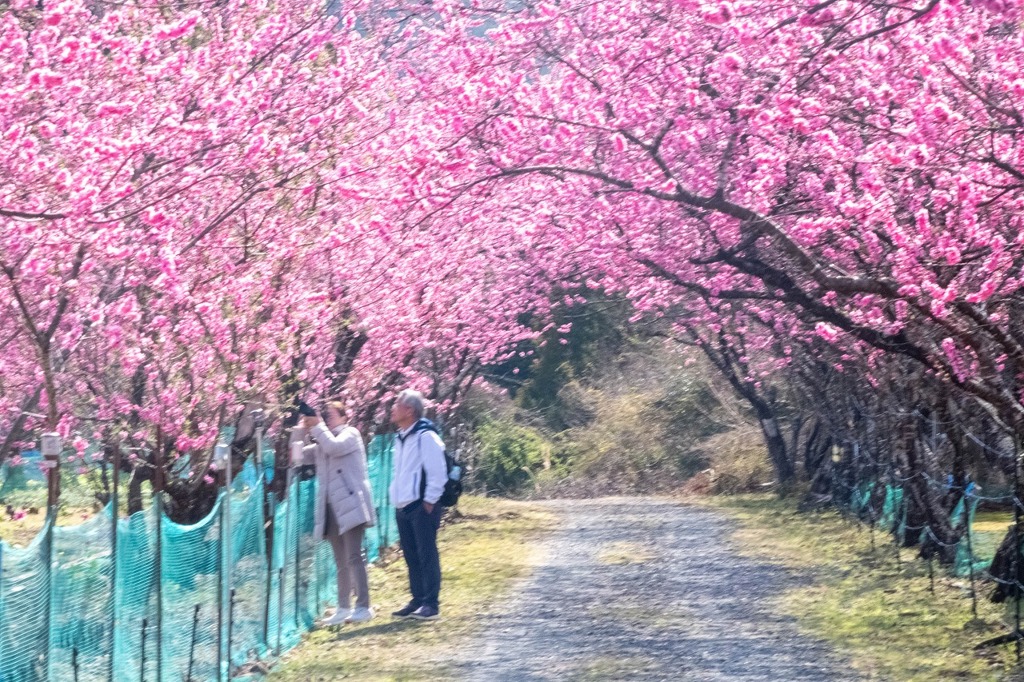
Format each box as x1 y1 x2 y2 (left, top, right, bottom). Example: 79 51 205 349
40 433 61 457
40 432 61 508
214 442 231 471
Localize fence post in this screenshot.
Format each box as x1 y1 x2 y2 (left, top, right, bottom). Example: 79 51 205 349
217 441 233 681
41 432 61 682
216 492 223 680
293 476 301 629
251 411 271 650
1014 435 1022 662
110 444 121 682
154 431 165 682
263 490 275 654
963 496 979 621
276 443 298 654
44 512 55 681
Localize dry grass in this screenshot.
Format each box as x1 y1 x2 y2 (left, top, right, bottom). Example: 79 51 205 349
694 425 773 494
707 494 1020 681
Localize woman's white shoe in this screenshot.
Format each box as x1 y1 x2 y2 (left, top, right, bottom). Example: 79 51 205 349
345 607 375 623
322 608 352 626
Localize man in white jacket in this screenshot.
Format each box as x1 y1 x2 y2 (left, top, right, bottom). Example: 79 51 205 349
388 389 447 621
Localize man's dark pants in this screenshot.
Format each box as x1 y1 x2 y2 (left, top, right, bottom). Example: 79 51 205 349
396 500 443 610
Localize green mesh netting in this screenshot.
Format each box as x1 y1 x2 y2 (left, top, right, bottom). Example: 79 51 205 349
951 495 992 578
266 474 314 656
115 502 160 682
50 506 113 681
0 511 53 682
160 493 222 682
0 433 398 681
226 481 269 670
878 485 903 532
366 435 395 563
850 481 875 517
895 489 910 546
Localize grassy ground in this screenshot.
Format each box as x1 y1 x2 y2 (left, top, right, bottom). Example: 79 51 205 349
0 470 131 546
0 505 102 546
707 494 1021 681
268 495 556 682
975 510 1015 565
0 509 50 546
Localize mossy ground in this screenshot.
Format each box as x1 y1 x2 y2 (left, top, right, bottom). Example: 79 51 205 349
707 494 1022 681
268 496 556 681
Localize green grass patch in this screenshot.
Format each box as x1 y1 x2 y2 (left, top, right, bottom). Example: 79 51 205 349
268 496 556 681
974 511 1015 565
707 494 1019 682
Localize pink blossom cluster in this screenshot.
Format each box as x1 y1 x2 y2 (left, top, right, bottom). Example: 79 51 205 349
0 0 552 478
384 0 1024 429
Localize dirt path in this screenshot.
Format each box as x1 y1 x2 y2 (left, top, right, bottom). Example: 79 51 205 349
451 497 858 681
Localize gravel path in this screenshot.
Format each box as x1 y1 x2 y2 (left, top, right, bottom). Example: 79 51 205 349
454 497 859 681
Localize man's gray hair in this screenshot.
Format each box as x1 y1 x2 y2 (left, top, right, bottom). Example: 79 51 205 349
396 389 426 419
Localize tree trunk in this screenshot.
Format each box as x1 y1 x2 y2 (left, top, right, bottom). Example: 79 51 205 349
905 433 959 562
988 526 1024 602
127 469 144 516
758 412 796 488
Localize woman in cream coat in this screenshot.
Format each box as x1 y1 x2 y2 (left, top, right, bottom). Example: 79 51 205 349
297 401 377 625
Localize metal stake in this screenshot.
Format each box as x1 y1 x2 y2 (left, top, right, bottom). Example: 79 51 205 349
140 618 148 682
227 588 236 675
964 499 979 621
186 604 200 682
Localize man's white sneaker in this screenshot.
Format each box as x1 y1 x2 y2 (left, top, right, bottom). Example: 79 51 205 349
322 609 351 626
345 607 375 623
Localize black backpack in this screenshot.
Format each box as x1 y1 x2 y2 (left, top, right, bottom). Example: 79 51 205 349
408 419 464 507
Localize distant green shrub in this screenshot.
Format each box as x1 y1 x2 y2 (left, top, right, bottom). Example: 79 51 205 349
474 421 550 495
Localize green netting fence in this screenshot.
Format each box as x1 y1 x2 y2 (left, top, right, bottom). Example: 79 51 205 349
0 434 398 682
836 476 1006 582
